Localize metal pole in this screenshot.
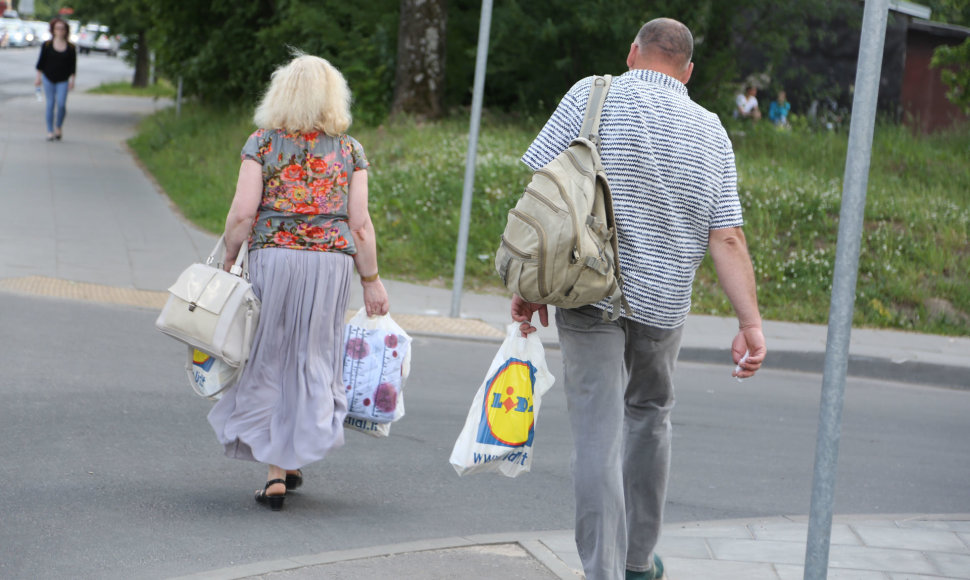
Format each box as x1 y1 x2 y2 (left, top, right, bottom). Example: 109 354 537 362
450 0 493 317
803 1 889 578
176 76 183 119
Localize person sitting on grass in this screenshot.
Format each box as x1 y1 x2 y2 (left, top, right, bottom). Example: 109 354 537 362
769 90 791 128
734 85 761 121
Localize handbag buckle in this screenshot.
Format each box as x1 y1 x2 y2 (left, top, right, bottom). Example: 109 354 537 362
189 302 197 312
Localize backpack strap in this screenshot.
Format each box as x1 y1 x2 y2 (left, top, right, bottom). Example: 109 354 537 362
579 75 612 146
601 182 632 322
579 75 633 322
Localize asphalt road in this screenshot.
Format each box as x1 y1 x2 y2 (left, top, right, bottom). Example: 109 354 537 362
1 294 968 579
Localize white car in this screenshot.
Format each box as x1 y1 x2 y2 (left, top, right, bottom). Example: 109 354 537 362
77 23 119 56
28 21 51 45
0 19 30 48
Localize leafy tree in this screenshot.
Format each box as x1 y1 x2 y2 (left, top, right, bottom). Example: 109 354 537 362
928 0 970 114
927 0 970 25
73 0 153 87
149 0 397 121
391 0 447 119
82 0 884 122
931 40 970 114
442 0 859 116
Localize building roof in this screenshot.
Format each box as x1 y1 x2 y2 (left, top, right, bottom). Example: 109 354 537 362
909 18 970 39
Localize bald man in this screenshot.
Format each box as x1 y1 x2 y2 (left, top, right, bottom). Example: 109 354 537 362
513 18 767 580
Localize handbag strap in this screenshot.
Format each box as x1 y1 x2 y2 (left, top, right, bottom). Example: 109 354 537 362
206 234 250 279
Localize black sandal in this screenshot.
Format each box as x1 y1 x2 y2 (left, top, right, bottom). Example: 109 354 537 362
285 470 303 491
255 478 286 511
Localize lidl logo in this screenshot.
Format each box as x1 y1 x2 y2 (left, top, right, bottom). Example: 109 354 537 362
476 358 536 448
192 349 215 371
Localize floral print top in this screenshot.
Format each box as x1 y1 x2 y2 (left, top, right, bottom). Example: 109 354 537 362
242 128 369 255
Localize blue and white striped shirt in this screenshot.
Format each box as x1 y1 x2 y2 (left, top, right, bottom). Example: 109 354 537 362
522 69 743 329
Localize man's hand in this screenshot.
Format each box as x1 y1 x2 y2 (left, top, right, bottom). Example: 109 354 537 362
732 326 766 379
511 294 548 337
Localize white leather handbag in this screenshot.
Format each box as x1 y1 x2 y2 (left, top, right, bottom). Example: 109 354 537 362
155 235 260 369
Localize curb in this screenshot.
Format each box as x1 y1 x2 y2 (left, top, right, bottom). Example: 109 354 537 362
167 532 580 580
165 513 970 580
0 275 966 390
678 347 970 391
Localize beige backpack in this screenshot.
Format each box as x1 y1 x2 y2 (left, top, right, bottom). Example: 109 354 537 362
495 75 630 321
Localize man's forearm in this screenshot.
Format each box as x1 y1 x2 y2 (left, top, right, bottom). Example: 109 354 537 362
709 227 762 328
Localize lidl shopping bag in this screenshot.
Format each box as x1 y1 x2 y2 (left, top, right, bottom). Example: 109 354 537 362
342 308 411 424
449 323 555 477
186 347 240 401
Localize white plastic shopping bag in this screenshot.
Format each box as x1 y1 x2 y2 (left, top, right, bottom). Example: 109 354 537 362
449 323 555 477
186 347 240 401
342 308 412 431
343 414 393 438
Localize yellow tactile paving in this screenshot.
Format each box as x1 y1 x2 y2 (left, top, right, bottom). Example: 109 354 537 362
0 275 168 308
0 276 505 339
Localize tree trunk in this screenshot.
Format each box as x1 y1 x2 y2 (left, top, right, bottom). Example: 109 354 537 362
132 30 150 88
391 0 447 119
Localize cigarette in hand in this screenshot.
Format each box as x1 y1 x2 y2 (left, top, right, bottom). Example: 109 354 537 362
734 350 750 383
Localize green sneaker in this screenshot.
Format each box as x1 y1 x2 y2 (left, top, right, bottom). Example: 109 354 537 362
625 554 665 579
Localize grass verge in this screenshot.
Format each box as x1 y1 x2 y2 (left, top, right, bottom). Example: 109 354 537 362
89 79 177 99
129 102 970 336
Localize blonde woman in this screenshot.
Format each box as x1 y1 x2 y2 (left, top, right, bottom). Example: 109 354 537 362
208 53 389 511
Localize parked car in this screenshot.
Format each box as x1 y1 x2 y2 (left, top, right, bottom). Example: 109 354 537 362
68 20 80 44
77 23 119 56
0 19 30 48
28 21 51 45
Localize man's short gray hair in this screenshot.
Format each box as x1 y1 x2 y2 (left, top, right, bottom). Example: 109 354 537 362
635 18 693 69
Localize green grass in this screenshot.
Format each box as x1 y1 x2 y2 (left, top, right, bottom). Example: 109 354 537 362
88 79 177 99
129 102 970 336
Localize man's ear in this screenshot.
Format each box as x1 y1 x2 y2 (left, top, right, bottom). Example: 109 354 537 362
680 61 694 84
626 43 638 69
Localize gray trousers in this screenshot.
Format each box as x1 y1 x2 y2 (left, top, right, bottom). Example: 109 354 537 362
555 305 683 580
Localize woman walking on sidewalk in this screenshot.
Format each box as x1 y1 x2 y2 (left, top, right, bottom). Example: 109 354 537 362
34 17 76 142
207 52 389 511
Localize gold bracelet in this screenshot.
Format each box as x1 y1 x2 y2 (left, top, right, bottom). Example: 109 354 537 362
360 272 380 282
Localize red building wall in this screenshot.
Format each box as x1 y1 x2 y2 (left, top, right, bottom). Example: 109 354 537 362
902 29 968 133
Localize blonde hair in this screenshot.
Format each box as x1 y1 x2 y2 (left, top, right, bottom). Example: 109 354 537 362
254 52 352 135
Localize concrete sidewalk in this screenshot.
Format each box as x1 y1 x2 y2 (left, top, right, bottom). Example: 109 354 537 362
1 86 968 580
172 514 970 579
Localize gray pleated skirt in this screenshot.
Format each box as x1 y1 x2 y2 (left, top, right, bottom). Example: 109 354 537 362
207 247 353 470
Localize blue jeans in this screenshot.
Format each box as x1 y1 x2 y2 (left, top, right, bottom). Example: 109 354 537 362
42 76 69 134
555 305 683 580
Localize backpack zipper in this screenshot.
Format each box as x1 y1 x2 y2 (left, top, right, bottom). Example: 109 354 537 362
500 235 532 259
564 147 595 178
524 185 566 215
509 208 549 298
535 168 582 265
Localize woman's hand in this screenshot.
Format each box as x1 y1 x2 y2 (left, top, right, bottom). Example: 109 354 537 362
362 278 389 317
